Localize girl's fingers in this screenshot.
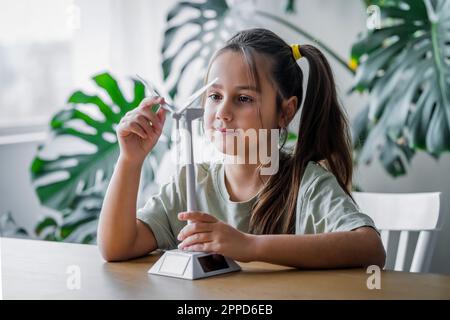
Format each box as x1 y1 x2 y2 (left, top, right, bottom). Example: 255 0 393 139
140 96 164 109
177 222 212 241
137 109 163 132
118 96 166 139
157 107 167 123
134 114 153 137
129 122 147 139
140 97 165 114
183 242 217 253
178 211 218 223
178 232 213 249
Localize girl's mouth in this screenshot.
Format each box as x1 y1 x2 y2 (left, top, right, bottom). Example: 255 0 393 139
215 128 239 136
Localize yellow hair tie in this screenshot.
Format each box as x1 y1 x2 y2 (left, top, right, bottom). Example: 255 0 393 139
291 44 301 61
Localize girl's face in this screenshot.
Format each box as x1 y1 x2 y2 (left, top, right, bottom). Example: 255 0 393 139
203 50 280 160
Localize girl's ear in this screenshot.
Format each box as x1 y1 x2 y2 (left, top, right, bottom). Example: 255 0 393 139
278 96 298 128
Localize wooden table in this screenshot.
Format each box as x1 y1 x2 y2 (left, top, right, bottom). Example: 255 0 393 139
2 238 450 299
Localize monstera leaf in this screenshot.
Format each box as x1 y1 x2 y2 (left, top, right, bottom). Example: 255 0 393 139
162 0 352 100
351 0 450 176
31 72 170 211
35 187 104 243
30 72 171 243
162 0 239 99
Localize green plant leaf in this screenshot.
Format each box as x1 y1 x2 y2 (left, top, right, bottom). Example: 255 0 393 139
352 104 370 150
351 0 450 176
287 132 298 141
284 0 296 13
33 183 105 244
379 134 416 176
30 72 170 212
162 0 350 100
35 216 58 236
30 73 135 211
162 0 241 99
59 190 104 243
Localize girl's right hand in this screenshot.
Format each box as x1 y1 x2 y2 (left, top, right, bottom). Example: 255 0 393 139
116 96 167 165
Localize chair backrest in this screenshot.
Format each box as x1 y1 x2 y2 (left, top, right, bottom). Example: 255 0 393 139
352 192 441 273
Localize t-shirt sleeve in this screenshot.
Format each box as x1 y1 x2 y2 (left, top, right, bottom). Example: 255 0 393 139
136 167 186 250
296 170 378 235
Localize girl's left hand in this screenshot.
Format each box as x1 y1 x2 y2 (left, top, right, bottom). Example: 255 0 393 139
177 211 256 263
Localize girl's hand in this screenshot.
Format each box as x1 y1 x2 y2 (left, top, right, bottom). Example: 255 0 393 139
116 96 167 165
177 211 256 263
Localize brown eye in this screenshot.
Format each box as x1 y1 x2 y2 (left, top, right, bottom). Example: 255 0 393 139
238 95 254 104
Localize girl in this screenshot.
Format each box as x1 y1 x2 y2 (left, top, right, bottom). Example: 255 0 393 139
97 28 386 268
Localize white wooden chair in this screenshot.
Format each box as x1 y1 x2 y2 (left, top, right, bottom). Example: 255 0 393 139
352 192 441 273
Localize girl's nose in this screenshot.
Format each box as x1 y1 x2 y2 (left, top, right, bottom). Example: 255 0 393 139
216 100 233 122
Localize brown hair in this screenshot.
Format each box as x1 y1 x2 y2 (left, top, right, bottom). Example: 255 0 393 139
203 28 353 234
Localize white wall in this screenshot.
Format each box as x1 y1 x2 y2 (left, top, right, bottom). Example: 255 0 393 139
0 0 448 274
0 136 57 234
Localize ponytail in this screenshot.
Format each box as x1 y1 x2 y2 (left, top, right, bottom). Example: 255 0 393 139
295 45 353 192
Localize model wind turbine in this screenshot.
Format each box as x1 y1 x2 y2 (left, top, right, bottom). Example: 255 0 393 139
136 75 241 280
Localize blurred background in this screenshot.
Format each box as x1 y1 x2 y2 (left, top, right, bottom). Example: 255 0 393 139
0 0 449 275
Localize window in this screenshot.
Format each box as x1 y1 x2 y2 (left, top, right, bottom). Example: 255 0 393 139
0 0 174 135
0 0 77 129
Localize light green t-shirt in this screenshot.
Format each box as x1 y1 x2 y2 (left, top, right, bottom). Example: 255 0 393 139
137 161 376 250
